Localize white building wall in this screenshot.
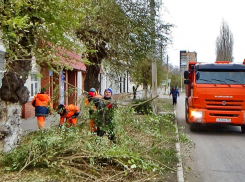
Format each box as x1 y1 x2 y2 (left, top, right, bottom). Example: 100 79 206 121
100 67 136 97
100 71 107 95
77 71 82 96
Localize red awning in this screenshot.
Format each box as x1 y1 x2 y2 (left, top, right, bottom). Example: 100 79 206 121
54 47 86 71
41 40 86 71
63 50 86 71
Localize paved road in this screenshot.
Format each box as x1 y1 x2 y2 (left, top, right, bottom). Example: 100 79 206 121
176 94 245 182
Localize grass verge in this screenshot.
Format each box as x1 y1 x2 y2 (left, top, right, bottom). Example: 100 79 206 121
0 98 181 182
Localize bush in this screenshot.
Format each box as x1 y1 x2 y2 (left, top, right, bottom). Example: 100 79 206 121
0 98 191 181
133 99 152 114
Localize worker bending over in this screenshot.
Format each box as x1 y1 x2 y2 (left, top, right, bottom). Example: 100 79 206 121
57 104 80 128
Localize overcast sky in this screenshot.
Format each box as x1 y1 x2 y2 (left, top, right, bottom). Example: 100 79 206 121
1 1 245 68
161 0 245 67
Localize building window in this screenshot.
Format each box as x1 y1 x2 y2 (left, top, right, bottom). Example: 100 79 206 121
31 74 40 97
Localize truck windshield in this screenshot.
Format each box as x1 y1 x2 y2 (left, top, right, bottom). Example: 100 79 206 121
196 71 245 84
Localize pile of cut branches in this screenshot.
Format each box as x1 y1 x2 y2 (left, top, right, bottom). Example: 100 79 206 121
0 99 179 182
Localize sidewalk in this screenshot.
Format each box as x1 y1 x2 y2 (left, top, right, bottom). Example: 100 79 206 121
20 93 180 135
20 115 59 135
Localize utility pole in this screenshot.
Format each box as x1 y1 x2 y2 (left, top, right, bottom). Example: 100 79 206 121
150 0 157 113
180 68 183 92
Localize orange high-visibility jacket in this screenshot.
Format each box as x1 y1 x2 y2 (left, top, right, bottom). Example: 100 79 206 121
32 93 52 116
66 104 79 118
85 91 102 107
60 104 80 122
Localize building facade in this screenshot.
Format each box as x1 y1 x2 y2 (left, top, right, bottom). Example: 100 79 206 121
180 50 197 69
100 66 132 100
22 57 86 119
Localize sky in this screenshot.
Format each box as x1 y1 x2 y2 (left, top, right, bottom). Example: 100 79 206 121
161 0 245 67
1 1 245 67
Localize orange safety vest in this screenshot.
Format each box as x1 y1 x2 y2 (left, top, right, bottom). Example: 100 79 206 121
59 104 79 122
95 91 103 98
32 93 51 107
32 93 52 116
66 104 79 118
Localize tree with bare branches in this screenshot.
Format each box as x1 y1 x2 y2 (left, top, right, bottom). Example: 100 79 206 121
216 20 234 62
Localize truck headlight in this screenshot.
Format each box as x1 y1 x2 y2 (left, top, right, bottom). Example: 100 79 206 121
191 111 203 118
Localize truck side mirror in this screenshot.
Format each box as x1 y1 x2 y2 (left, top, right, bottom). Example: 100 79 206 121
184 71 189 79
196 71 200 80
184 80 190 84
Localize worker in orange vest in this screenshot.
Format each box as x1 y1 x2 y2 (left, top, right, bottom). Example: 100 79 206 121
85 88 102 132
31 88 52 130
57 104 80 128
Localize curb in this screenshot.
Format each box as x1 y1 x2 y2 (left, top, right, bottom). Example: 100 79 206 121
174 110 185 182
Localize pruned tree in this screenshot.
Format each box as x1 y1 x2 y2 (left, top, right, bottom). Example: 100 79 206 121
168 65 181 88
76 0 172 92
0 0 86 152
130 57 165 98
216 20 234 62
76 0 131 91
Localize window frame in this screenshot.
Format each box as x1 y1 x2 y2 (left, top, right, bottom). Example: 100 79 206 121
30 73 40 98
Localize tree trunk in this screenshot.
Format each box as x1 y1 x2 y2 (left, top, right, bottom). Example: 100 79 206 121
143 82 148 99
84 55 102 92
0 102 22 152
0 59 31 152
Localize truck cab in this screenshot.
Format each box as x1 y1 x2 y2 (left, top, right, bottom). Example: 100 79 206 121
184 61 245 132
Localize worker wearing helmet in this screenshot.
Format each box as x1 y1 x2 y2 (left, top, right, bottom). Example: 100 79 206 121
85 88 102 132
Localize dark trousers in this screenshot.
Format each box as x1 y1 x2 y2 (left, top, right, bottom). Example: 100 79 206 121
173 98 177 105
133 92 136 99
96 127 115 142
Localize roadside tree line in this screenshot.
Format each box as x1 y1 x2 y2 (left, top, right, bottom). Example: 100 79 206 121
0 0 172 152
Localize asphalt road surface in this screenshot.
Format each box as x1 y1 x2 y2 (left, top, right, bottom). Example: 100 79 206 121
176 93 245 182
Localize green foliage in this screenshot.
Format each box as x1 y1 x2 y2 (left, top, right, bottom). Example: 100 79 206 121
168 66 182 89
132 99 152 115
178 128 195 149
0 98 186 181
129 58 151 89
76 0 172 89
157 98 174 113
115 1 172 86
130 57 166 89
0 0 86 66
1 128 78 171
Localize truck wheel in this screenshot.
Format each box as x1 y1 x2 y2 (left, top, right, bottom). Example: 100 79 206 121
185 100 189 123
190 123 199 132
185 108 189 123
241 125 245 133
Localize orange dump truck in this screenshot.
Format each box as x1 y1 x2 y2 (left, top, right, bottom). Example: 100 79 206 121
184 61 245 132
